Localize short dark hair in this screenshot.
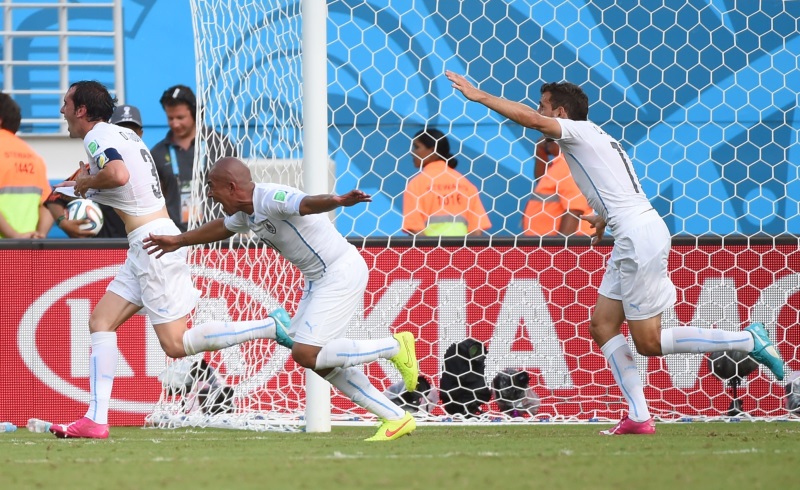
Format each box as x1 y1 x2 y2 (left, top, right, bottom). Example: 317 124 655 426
160 84 197 120
69 81 117 122
413 127 458 168
0 91 22 133
540 82 589 121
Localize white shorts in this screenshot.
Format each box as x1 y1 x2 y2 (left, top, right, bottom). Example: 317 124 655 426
107 218 199 325
598 211 677 320
290 247 368 347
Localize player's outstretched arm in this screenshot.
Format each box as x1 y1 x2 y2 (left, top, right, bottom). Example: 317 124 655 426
143 218 235 258
445 70 562 138
298 190 372 216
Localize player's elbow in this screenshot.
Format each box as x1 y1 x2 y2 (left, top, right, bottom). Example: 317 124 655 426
114 168 131 187
513 108 543 130
105 164 130 187
526 113 562 138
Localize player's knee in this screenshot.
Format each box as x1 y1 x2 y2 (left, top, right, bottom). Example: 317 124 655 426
633 338 662 357
588 321 600 343
87 314 113 334
160 339 188 359
291 346 317 369
589 318 611 344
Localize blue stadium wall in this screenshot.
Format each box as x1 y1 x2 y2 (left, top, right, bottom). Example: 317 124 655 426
4 0 799 237
2 1 195 149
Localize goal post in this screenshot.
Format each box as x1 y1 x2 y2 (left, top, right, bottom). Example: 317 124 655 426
301 0 332 433
145 0 800 431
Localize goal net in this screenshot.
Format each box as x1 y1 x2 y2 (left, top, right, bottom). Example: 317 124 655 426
147 0 800 430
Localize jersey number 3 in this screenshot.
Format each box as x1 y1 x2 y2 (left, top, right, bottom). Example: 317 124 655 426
141 149 164 199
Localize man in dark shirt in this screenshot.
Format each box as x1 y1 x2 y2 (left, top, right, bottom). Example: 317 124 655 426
149 84 236 231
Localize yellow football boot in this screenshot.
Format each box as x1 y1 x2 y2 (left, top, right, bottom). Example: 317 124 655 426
364 412 416 442
389 331 418 391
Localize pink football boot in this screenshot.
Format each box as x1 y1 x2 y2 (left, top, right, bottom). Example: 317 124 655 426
599 416 656 435
49 417 109 439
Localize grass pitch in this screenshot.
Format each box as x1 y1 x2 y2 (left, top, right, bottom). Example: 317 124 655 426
0 423 797 490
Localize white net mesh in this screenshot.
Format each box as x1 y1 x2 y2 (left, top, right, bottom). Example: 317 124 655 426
147 0 800 429
146 0 307 431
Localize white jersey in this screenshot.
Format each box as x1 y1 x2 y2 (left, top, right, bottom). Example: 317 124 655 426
83 122 165 215
224 183 356 281
555 118 654 236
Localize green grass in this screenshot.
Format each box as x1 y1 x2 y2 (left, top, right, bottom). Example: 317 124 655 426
1 423 798 490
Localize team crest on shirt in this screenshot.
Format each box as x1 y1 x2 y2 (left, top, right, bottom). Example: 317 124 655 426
262 219 277 234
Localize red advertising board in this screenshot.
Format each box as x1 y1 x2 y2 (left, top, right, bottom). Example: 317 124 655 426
1 243 798 426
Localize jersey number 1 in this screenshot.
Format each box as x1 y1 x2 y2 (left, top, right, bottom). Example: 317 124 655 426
610 141 640 193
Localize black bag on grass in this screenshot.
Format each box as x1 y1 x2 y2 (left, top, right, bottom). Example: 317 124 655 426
439 338 491 417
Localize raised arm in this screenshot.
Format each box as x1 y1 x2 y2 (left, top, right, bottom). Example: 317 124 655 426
298 189 372 216
143 218 234 258
445 70 562 139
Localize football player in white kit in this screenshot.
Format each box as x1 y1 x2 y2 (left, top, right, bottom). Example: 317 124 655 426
144 157 420 441
49 82 293 439
445 71 785 435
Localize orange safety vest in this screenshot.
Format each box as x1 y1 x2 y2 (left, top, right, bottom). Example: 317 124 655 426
403 160 491 236
523 153 593 236
0 129 49 237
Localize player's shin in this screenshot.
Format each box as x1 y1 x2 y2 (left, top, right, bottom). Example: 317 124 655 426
325 367 405 420
182 318 281 355
601 334 651 423
314 337 400 370
660 327 754 355
85 332 118 424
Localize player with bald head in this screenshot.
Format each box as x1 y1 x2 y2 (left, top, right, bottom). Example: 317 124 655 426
144 157 420 442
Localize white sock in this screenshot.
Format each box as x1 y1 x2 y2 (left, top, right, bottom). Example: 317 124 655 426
314 337 400 371
325 367 404 420
601 334 651 423
85 332 117 425
661 327 754 355
182 319 277 356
